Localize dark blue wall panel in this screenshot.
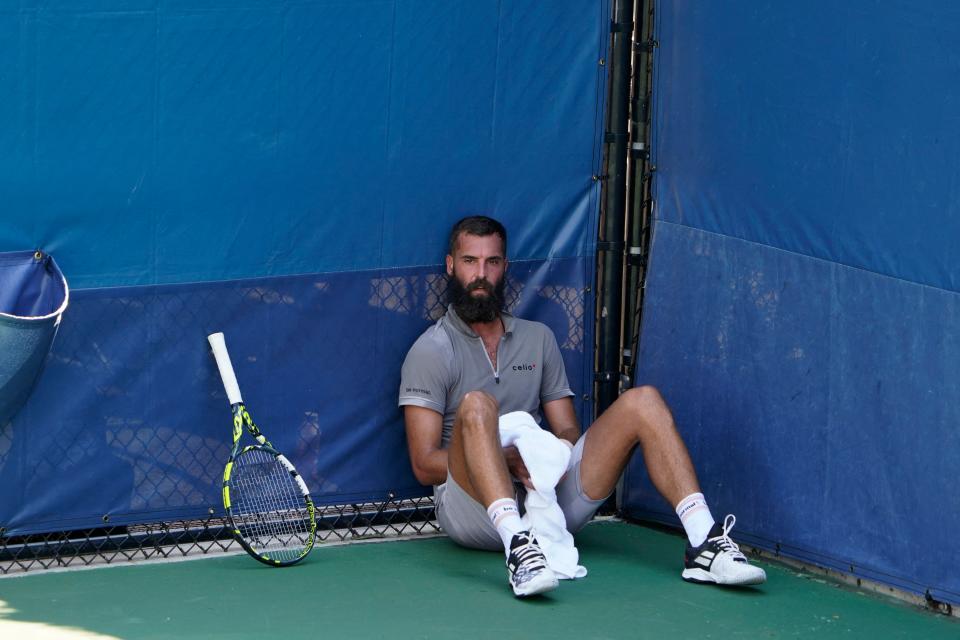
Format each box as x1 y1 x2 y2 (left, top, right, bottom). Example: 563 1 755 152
623 224 960 602
622 1 960 605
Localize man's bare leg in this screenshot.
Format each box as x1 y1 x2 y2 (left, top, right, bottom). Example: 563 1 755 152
446 391 513 505
575 385 766 586
578 385 699 506
445 390 558 596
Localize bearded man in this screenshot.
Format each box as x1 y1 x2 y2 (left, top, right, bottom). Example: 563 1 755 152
398 216 766 597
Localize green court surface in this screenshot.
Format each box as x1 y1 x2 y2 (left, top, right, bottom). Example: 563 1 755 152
0 521 955 639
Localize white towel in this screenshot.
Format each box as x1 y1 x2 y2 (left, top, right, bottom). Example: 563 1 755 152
498 411 587 579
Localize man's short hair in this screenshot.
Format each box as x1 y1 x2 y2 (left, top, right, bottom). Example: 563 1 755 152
447 216 508 257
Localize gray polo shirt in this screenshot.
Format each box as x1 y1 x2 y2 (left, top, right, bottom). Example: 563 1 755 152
398 305 574 447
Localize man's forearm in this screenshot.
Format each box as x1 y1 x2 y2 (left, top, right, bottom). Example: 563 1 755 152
415 447 450 486
542 397 581 447
553 427 580 446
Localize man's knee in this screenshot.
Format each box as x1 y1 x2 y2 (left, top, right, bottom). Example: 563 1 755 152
619 385 677 439
456 391 499 432
621 385 666 414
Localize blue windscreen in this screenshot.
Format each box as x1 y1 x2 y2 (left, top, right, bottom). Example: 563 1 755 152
622 1 960 605
0 1 609 535
651 2 960 292
1 1 606 287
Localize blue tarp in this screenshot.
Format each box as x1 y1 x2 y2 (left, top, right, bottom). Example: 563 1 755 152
0 1 609 534
622 1 960 605
2 1 606 287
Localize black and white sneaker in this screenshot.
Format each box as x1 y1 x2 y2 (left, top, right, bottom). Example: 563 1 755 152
506 531 558 597
682 515 767 586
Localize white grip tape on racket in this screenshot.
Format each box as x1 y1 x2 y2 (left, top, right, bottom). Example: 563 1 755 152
207 332 244 405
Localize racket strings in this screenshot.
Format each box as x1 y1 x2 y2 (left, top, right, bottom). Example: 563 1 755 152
231 448 311 562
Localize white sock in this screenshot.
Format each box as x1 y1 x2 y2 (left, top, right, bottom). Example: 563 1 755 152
675 492 715 547
487 498 524 555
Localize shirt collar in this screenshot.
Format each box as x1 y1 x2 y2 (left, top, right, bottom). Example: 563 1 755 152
445 304 515 338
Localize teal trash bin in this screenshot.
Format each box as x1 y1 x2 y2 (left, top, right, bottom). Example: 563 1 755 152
0 250 69 424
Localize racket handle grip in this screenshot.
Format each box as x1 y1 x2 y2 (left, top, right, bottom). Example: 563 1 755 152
207 332 244 405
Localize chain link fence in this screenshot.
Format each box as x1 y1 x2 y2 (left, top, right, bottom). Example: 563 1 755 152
0 496 439 574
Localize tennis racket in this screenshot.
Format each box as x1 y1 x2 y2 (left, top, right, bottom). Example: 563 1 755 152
207 332 317 566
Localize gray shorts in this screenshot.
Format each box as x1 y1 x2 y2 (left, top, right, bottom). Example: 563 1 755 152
434 434 608 551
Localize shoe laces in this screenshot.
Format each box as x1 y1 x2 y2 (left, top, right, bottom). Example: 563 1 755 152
708 514 746 562
510 534 546 571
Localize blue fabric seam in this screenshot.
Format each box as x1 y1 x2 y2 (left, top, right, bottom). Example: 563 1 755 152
654 219 960 298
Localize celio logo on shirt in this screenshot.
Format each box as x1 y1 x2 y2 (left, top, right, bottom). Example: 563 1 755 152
512 363 537 371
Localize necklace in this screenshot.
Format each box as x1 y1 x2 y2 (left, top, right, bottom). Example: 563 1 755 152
484 340 498 367
473 318 504 368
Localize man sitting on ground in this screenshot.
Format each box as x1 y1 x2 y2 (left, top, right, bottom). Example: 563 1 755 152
399 216 766 597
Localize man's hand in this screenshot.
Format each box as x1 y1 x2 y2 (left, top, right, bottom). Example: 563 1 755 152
503 445 533 489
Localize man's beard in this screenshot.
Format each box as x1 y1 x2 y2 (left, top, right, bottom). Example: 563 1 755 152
448 272 505 324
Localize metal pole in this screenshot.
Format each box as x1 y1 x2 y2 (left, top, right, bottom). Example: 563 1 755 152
596 0 636 415
622 0 656 389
